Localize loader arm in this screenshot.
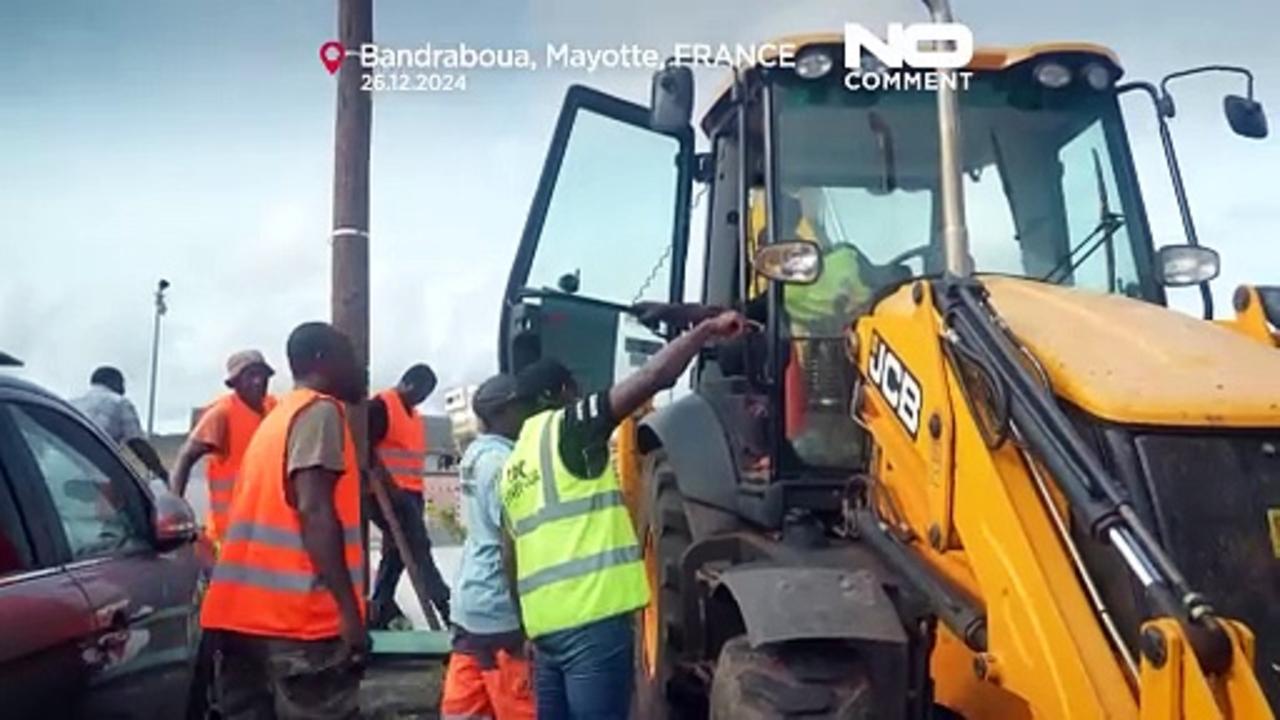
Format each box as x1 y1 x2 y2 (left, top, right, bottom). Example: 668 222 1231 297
937 277 1272 717
854 277 1273 718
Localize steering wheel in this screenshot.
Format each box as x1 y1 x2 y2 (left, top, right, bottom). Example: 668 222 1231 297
884 243 934 268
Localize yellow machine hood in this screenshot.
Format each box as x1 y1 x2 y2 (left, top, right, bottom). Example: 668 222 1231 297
982 277 1280 427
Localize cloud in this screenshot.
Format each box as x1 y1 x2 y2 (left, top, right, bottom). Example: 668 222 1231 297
3 0 1278 433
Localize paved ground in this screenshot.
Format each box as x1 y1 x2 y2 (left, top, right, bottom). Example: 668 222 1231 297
361 658 444 719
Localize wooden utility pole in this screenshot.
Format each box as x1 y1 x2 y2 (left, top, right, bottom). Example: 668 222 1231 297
331 0 372 397
330 0 443 631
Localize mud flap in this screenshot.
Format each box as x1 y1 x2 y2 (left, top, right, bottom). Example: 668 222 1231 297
715 565 908 647
714 566 913 719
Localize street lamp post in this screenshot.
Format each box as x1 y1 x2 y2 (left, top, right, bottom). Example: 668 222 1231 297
146 279 170 438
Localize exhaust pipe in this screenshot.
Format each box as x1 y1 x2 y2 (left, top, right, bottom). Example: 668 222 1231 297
923 0 972 277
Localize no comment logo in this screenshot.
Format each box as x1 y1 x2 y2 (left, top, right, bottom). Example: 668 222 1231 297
842 22 975 91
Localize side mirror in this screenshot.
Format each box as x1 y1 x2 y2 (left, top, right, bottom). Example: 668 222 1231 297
650 64 693 133
1224 95 1268 139
1156 245 1220 287
149 480 197 549
752 241 823 285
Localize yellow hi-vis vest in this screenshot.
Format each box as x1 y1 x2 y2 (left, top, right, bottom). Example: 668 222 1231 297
500 409 650 639
784 245 867 328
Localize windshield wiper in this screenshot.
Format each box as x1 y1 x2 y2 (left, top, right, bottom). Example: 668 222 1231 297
1040 149 1125 288
868 111 898 194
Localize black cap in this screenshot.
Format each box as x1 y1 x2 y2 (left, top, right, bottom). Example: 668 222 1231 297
516 358 573 402
473 374 521 420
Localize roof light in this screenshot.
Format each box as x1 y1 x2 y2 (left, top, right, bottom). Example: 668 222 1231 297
1034 61 1073 89
1083 62 1113 91
795 49 834 80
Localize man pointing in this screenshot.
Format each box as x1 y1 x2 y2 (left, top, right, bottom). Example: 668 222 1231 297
501 310 744 719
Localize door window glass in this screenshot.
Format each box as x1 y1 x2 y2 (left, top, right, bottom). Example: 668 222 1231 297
9 404 148 560
0 468 32 576
527 109 683 306
1053 121 1141 296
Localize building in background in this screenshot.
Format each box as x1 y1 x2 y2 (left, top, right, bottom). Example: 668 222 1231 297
444 384 479 453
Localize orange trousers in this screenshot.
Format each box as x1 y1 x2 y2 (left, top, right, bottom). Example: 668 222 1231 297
441 648 535 720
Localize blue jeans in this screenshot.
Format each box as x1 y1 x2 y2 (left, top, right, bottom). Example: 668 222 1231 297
533 613 634 720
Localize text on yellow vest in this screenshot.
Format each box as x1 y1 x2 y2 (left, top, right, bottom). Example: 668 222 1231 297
500 409 649 638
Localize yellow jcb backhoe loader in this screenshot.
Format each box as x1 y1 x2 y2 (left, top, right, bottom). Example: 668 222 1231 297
498 1 1278 716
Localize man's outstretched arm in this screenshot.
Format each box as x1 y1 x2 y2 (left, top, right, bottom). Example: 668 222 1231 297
608 311 744 420
170 440 215 496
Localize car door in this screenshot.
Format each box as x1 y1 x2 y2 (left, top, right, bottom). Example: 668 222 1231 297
0 408 95 718
500 84 694 391
3 397 202 719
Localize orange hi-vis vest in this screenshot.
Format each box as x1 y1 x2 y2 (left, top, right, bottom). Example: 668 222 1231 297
375 388 427 493
204 392 277 542
200 388 365 640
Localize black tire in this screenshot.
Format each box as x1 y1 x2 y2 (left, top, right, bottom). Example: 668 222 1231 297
186 633 216 720
709 636 874 720
635 451 696 720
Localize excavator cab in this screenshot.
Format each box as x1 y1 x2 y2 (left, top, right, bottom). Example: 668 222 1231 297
499 21 1277 719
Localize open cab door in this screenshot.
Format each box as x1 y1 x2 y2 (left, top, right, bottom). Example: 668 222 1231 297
500 85 694 393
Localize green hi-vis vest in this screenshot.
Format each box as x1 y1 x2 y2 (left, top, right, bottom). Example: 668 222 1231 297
500 409 650 639
784 245 867 327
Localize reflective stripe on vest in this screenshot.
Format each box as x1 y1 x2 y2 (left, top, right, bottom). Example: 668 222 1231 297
211 562 364 592
509 421 626 536
200 388 365 640
203 392 276 543
221 522 362 549
378 449 426 473
501 410 649 638
517 545 642 595
375 389 427 493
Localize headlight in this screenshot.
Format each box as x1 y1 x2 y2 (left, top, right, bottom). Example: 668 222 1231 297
1034 61 1073 89
1083 62 1113 91
1157 245 1220 286
795 49 834 80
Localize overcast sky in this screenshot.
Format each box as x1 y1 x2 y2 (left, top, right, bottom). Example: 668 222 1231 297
2 0 1277 432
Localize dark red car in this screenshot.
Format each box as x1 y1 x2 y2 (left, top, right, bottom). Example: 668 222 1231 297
0 374 211 718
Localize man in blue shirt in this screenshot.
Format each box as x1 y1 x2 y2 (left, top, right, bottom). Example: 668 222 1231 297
442 374 535 720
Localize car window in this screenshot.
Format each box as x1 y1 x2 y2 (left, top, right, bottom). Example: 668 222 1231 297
8 403 149 561
0 463 34 577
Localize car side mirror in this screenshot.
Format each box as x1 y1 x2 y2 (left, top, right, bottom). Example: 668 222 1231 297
650 64 693 133
150 480 197 549
1156 245 1220 287
1224 95 1268 139
752 240 823 285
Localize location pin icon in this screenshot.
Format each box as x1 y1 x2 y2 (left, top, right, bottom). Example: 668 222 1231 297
320 41 345 75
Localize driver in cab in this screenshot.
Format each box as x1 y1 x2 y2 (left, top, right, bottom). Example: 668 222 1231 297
636 186 872 469
769 187 872 337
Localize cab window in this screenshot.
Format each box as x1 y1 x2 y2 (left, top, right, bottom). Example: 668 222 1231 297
527 109 684 306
